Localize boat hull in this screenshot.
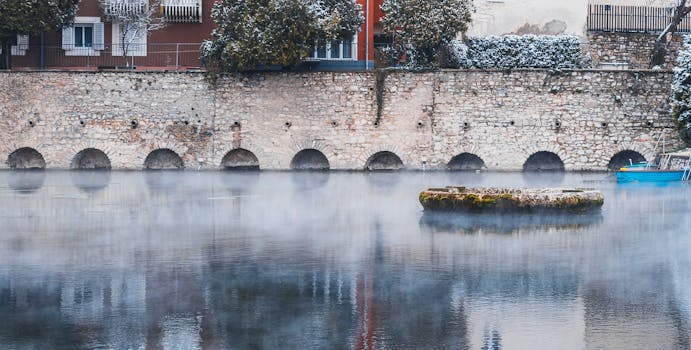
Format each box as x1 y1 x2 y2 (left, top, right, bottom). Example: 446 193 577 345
616 170 686 182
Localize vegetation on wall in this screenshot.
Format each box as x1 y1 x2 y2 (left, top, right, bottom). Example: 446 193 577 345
201 0 363 74
671 35 691 145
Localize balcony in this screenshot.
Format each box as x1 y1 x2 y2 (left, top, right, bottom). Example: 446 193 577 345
103 0 148 18
160 0 202 23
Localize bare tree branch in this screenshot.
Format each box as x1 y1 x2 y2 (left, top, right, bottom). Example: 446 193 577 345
651 0 691 67
99 0 167 64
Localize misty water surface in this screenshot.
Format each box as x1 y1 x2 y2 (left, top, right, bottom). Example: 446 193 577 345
0 171 689 350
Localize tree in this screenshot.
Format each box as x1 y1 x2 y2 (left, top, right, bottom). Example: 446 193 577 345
202 0 363 72
0 0 78 69
100 0 166 67
651 0 691 67
380 0 473 67
671 35 691 145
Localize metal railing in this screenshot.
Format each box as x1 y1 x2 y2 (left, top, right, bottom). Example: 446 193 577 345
587 4 691 33
9 43 203 70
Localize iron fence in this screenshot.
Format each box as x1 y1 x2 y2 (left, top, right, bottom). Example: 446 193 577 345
10 43 203 70
587 4 691 33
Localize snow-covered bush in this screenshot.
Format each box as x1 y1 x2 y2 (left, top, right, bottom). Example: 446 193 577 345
449 35 588 69
202 0 363 73
671 35 691 145
381 0 473 67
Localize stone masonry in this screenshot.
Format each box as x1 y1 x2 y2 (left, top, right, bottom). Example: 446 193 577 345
0 70 683 171
586 32 684 70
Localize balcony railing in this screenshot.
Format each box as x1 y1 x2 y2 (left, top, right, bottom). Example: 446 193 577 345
587 4 691 33
161 0 202 23
9 43 203 70
103 0 148 17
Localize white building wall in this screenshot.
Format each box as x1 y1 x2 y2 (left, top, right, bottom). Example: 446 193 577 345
468 0 679 37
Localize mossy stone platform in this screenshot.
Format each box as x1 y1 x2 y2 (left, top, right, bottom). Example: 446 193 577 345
419 186 604 213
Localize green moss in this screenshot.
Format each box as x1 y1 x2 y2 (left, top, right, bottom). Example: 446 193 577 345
420 187 603 214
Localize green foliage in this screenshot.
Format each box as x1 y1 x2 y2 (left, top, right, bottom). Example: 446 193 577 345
202 0 363 73
380 0 473 68
671 35 691 145
0 0 77 36
0 0 78 69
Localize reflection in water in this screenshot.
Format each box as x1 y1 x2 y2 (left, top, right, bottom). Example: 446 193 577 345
145 171 180 191
70 170 111 193
365 171 401 190
290 171 329 190
220 171 260 194
419 212 603 234
522 171 565 186
0 172 689 349
6 170 46 193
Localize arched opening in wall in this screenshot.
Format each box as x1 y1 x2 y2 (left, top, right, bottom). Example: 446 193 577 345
523 151 565 172
447 153 486 171
608 150 646 171
290 149 330 170
6 147 46 169
365 151 403 171
221 148 259 170
71 148 111 170
144 148 184 170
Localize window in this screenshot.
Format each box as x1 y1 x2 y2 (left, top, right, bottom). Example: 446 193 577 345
311 35 357 60
330 40 340 59
0 34 29 56
316 41 327 58
342 40 352 59
74 25 93 48
62 17 104 56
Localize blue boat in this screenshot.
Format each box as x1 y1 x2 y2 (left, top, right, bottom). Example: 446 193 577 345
616 168 687 182
616 150 691 183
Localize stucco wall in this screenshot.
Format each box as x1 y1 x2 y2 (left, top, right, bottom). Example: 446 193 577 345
469 0 588 37
0 70 682 171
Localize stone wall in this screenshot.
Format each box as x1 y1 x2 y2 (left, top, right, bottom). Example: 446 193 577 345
586 32 684 69
0 70 683 171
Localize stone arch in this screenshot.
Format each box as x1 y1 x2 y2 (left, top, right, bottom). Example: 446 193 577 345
221 148 260 170
365 151 403 171
71 148 111 170
447 153 486 171
144 148 184 170
608 150 646 171
523 151 565 172
6 147 46 169
290 149 330 170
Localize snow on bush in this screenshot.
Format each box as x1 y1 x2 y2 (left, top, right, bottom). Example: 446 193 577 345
671 35 691 144
449 35 588 69
202 0 363 73
381 0 472 67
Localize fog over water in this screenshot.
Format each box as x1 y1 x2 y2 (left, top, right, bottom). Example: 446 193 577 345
0 171 689 349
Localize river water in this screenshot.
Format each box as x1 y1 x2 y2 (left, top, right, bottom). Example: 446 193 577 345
0 171 689 350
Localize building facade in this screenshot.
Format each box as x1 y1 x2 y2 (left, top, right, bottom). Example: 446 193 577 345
5 0 381 71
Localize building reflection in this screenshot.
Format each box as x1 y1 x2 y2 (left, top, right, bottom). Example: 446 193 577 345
0 172 690 349
1 240 690 349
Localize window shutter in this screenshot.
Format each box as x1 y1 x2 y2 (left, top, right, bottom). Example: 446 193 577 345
93 22 105 50
62 27 74 50
16 35 29 50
